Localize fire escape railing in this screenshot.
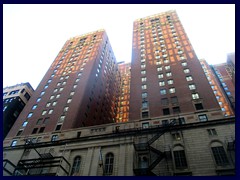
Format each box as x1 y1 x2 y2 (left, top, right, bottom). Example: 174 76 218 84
133 120 176 176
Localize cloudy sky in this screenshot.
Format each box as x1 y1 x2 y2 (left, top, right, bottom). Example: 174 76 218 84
3 4 235 89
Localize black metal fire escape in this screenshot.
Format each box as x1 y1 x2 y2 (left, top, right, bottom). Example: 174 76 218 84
133 120 176 176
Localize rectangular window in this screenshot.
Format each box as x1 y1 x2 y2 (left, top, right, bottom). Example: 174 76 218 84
48 109 53 114
168 79 173 85
181 62 187 66
160 89 167 95
141 111 149 118
32 128 38 134
189 84 196 90
39 127 45 133
52 101 57 106
179 117 186 125
141 77 147 82
172 132 181 141
195 103 204 110
159 81 165 86
142 122 149 129
163 108 170 115
27 113 33 118
165 66 170 70
161 98 169 106
141 70 146 75
142 101 148 109
55 124 62 131
162 120 169 126
169 87 176 94
50 95 54 100
36 98 41 102
43 117 49 124
67 99 72 103
166 72 172 77
142 92 147 99
171 96 178 104
42 110 47 115
11 140 18 147
184 69 190 73
32 105 37 110
173 106 180 113
59 115 66 122
174 150 188 169
198 114 208 122
186 76 193 81
36 118 43 125
192 93 199 99
141 84 147 90
207 129 217 136
158 74 163 78
51 135 59 142
211 146 229 166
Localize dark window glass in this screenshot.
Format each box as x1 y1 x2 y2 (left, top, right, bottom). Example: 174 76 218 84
173 106 180 113
55 124 62 131
161 98 169 106
32 128 38 134
24 92 31 100
195 103 204 110
105 153 114 175
171 96 178 104
71 156 81 175
39 127 45 133
163 108 170 115
211 146 229 166
174 150 188 169
142 111 149 118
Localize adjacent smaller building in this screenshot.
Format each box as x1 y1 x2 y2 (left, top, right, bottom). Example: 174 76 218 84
3 83 34 139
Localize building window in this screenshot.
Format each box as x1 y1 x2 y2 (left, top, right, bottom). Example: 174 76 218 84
173 106 180 113
198 114 208 122
27 113 33 118
179 117 186 125
172 132 181 141
141 64 146 69
165 65 170 70
184 69 190 74
64 106 69 112
142 122 149 129
36 98 41 102
40 91 45 96
161 98 169 106
71 156 81 175
158 74 163 78
142 101 148 109
22 121 28 127
189 84 196 90
16 130 23 136
43 117 49 124
181 62 187 66
195 103 204 110
50 95 54 100
142 92 147 99
46 102 51 107
36 118 43 125
163 108 170 115
207 129 217 136
3 106 7 111
159 81 165 86
211 146 229 166
157 67 163 71
105 153 114 175
59 115 66 122
171 96 178 104
32 128 38 134
162 120 169 126
169 87 176 94
141 70 146 75
11 140 18 147
186 76 193 81
160 89 167 95
142 111 149 118
39 127 45 133
42 110 47 115
166 72 172 77
55 124 62 131
173 150 188 169
141 77 147 82
56 94 60 99
67 99 72 103
59 87 64 92
52 101 57 106
51 135 59 142
141 84 147 90
168 79 173 85
44 85 48 89
32 105 37 110
192 93 200 99
48 109 53 114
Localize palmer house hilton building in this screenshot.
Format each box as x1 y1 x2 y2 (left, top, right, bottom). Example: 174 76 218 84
3 10 235 176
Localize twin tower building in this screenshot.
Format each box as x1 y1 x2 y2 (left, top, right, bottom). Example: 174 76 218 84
4 10 235 176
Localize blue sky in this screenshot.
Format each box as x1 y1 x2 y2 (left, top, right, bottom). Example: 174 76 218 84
3 4 235 89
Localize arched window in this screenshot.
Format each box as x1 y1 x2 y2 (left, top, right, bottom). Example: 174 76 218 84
104 153 114 175
211 141 229 166
71 156 81 175
173 145 188 169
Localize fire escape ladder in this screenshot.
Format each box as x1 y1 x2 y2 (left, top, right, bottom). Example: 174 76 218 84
148 146 165 171
133 120 176 176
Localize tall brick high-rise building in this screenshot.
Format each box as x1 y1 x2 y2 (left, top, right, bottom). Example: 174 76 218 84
130 10 223 122
6 29 121 139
